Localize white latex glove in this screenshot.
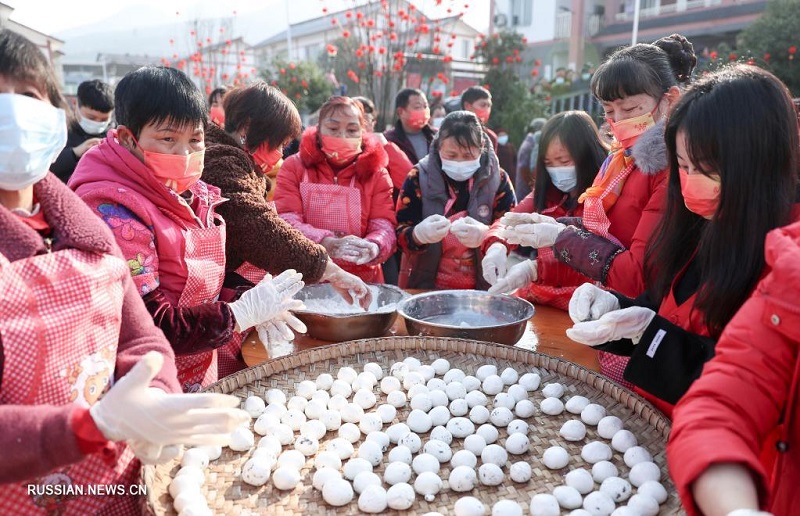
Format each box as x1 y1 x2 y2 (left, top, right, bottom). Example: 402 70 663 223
90 351 249 446
481 242 508 285
322 260 372 309
229 270 304 332
568 283 621 324
127 440 183 465
256 311 308 347
413 214 451 245
500 211 544 228
353 239 379 265
566 306 657 346
500 212 566 249
322 236 378 265
487 259 538 295
450 216 489 248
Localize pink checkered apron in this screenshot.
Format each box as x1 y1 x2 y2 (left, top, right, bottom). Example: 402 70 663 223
0 249 139 515
582 159 637 387
174 218 227 392
299 171 381 282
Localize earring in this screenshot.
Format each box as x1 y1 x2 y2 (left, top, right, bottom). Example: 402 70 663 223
240 134 246 145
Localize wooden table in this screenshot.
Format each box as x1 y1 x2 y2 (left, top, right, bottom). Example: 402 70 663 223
241 296 599 372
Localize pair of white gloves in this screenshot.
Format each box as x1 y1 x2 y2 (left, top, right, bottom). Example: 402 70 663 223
566 283 656 347
228 269 306 348
321 259 373 310
90 351 249 464
323 235 379 266
413 214 488 248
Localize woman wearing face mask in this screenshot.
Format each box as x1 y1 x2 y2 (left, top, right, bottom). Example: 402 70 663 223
0 31 249 513
493 39 695 385
396 110 516 290
70 67 304 392
565 65 800 415
201 83 371 375
274 96 396 283
482 111 607 307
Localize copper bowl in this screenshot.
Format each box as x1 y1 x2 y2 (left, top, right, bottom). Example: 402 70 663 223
397 290 535 345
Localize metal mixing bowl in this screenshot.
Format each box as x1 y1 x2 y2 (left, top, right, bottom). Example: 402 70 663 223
397 290 535 345
293 283 409 342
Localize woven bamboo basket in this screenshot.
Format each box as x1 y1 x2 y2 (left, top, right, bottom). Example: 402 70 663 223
142 337 683 515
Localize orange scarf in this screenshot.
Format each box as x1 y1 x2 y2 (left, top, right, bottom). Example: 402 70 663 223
578 146 635 213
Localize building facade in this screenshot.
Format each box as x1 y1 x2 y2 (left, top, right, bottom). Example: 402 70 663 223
0 2 65 86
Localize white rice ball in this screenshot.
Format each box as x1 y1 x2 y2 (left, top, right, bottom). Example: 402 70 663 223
542 382 565 398
565 468 594 495
337 366 358 384
327 394 348 411
430 425 453 445
476 364 497 381
443 368 466 384
518 372 541 391
592 461 619 483
542 446 569 469
462 375 482 392
465 390 488 408
476 424 499 444
300 419 326 441
280 409 306 431
489 407 514 427
494 392 517 410
611 429 638 453
582 491 615 516
303 400 326 421
243 396 266 418
529 494 560 516
397 432 422 453
560 420 587 441
500 367 519 385
492 500 523 516
463 434 487 456
403 371 426 391
320 409 342 432
597 416 624 439
325 438 354 460
514 399 536 418
241 458 271 486
449 465 478 492
565 395 591 414
626 494 660 516
387 446 413 465
581 441 613 464
629 461 661 487
423 439 452 463
637 480 668 504
353 389 378 410
314 450 342 470
412 453 440 475
449 398 469 417
294 435 319 457
287 395 308 412
272 466 301 490
429 389 450 407
266 389 287 406
600 476 633 503
553 485 583 510
407 409 433 433
446 417 476 438
478 463 504 486
410 393 433 412
418 364 436 382
430 405 452 426
623 446 653 468
295 380 317 399
386 482 415 510
277 449 305 470
446 382 468 401
229 427 255 452
386 423 411 443
342 457 373 481
507 419 529 435
454 496 487 516
403 356 421 370
580 404 607 426
311 389 330 405
338 422 361 443
480 444 508 467
357 440 384 467
340 403 364 424
322 477 354 506
363 362 384 380
451 449 478 469
381 376 402 395
541 397 565 416
181 448 209 469
470 405 491 424
505 433 530 455
482 375 504 395
509 461 532 482
413 471 443 502
359 413 384 435
375 404 397 424
431 358 450 375
383 461 412 485
353 471 382 494
315 374 334 391
312 467 341 491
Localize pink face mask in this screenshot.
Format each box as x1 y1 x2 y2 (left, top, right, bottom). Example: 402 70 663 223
473 107 491 124
607 101 660 149
209 106 225 126
679 168 721 219
320 134 362 166
251 144 283 173
130 134 204 193
405 108 430 130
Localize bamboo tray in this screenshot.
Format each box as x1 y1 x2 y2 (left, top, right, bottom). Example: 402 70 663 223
142 336 682 515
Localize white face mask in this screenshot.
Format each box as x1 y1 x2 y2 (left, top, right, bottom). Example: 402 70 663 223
441 157 481 182
0 94 67 190
78 114 110 135
546 165 577 193
431 117 444 129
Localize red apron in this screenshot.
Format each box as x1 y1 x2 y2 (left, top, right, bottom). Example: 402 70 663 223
299 171 382 282
434 181 478 289
172 212 226 393
0 249 138 515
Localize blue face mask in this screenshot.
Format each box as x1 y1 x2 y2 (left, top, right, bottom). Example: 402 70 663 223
497 134 509 146
0 94 67 190
441 157 481 182
546 165 577 193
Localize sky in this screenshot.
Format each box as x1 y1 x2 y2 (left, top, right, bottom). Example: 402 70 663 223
5 0 489 37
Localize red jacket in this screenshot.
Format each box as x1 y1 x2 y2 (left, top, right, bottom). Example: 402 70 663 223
668 220 800 515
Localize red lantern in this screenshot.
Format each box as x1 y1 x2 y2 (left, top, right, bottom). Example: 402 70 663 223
407 40 415 48
534 59 542 66
342 30 351 38
530 69 539 77
790 45 797 55
710 51 718 60
764 53 771 62
331 17 338 25
390 32 397 41
280 68 286 75
301 79 308 88
492 57 499 65
345 10 353 18
289 62 296 69
356 49 364 58
367 19 375 27
505 56 513 63
378 46 386 55
206 86 212 94
416 52 423 60
515 56 522 62
728 53 737 61
443 55 453 63
356 11 364 19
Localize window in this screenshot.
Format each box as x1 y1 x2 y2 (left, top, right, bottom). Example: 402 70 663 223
511 0 533 27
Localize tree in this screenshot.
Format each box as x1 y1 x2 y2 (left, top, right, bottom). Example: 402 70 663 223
262 59 331 114
740 0 800 95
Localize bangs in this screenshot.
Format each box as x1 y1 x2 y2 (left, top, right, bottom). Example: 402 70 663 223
591 57 665 102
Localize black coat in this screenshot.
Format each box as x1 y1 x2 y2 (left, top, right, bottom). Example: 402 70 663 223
51 122 104 183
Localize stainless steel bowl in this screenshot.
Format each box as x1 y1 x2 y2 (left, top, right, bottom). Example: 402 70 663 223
294 283 409 342
397 290 535 345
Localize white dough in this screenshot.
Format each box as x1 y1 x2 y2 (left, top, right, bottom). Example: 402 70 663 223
478 463 504 486
470 405 491 424
505 433 530 455
414 471 443 502
500 367 519 385
429 389 449 407
355 371 378 389
357 440 384 466
592 461 619 483
266 389 287 406
476 424 499 444
384 461 412 485
241 458 271 486
174 466 205 487
398 432 422 453
381 376 402 395
610 508 638 516
407 409 433 433
181 448 209 469
358 485 388 513
412 453 440 474
196 445 222 462
327 394 348 411
597 416 624 439
386 423 411 443
173 491 204 513
629 461 661 487
337 366 358 384
388 446 413 465
343 457 373 480
353 389 377 410
565 395 591 415
338 422 361 443
443 368 466 384
454 496 487 516
277 449 305 470
294 435 319 456
169 475 201 498
542 446 569 469
623 446 653 468
464 433 487 456
529 494 560 516
580 404 607 426
581 441 613 464
430 405 452 426
376 404 397 424
390 362 409 381
229 427 255 452
428 378 447 392
465 390 488 408
431 358 450 375
364 362 384 380
611 429 637 453
637 480 668 504
365 431 390 452
359 413 384 435
322 477 354 506
541 397 565 416
447 417 476 438
303 400 326 421
449 398 469 417
582 491 615 516
353 471 382 494
553 485 583 509
272 467 301 490
287 395 308 412
446 382 467 401
452 449 478 469
600 476 633 503
340 403 364 425
262 403 287 419
489 406 514 426
243 396 266 418
518 372 541 391
481 444 508 467
403 371 425 391
251 448 277 467
403 356 422 370
312 467 341 491
560 420 587 441
281 409 306 431
320 410 342 431
542 382 565 398
300 419 326 441
410 393 433 412
387 482 415 510
492 500 523 516
423 440 453 463
315 374 334 391
265 423 294 445
509 460 532 482
462 375 482 392
311 390 330 405
449 465 478 492
314 450 341 470
565 468 594 495
482 375 504 395
430 425 453 445
494 392 516 410
507 419 529 435
476 364 497 381
386 390 407 409
325 438 354 460
295 380 317 399
514 399 536 418
507 384 528 403
626 494 660 516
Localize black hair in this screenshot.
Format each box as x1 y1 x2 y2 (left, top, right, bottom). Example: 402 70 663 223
646 64 799 336
394 88 425 111
77 79 114 112
0 30 66 111
208 86 227 106
223 81 302 151
652 33 697 86
353 96 376 116
533 111 608 212
591 43 684 102
432 110 485 155
114 66 207 139
460 86 491 108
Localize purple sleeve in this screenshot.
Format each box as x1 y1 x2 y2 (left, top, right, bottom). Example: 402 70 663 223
552 225 625 283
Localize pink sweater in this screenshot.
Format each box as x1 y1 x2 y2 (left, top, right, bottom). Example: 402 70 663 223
0 173 180 484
